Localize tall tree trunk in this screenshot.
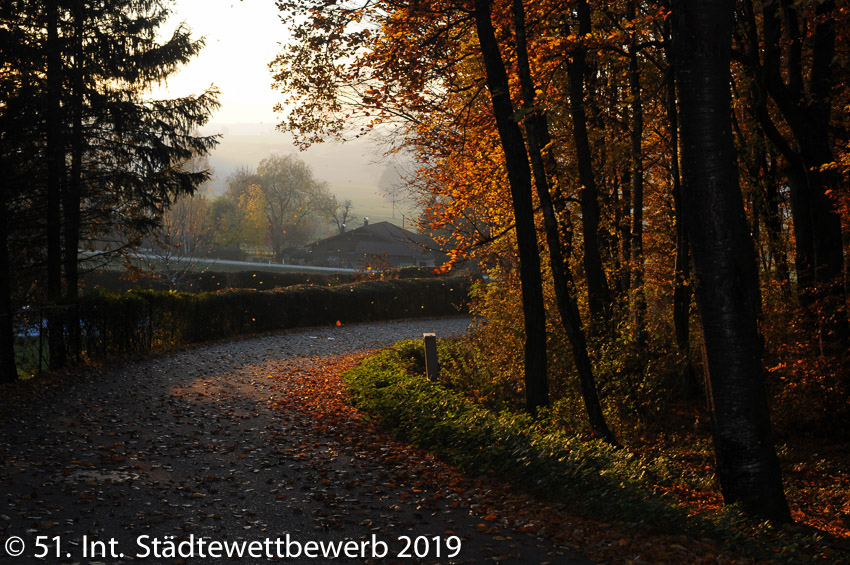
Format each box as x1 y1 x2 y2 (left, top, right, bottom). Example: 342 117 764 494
512 0 615 443
63 0 84 362
664 21 697 397
0 149 18 383
610 174 624 296
567 0 612 326
627 1 646 346
474 0 548 414
46 0 66 370
619 168 632 296
672 0 791 523
762 156 790 285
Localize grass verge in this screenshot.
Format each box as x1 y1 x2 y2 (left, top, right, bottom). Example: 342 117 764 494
342 340 848 563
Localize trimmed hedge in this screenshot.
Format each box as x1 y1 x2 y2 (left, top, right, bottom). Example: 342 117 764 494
82 267 452 294
82 269 360 293
75 276 472 359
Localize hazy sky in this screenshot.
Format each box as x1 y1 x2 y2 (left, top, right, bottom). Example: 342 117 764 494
155 0 412 223
158 0 288 125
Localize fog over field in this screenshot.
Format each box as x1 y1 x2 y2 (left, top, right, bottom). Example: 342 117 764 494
201 123 420 227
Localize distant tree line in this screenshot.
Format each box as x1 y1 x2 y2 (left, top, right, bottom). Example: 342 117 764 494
138 153 343 288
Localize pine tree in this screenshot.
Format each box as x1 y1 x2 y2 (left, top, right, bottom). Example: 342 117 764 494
0 0 219 374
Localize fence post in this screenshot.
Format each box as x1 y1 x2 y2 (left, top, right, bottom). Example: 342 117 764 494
37 307 44 375
423 332 440 381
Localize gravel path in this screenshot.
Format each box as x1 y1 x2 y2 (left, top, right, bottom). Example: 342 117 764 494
0 318 592 564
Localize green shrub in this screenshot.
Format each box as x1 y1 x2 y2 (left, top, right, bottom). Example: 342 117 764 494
343 343 696 531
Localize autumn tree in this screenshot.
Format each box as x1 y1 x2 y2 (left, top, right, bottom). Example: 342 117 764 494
238 182 272 247
272 0 624 426
149 153 218 272
211 167 267 247
510 0 614 438
258 154 334 259
564 0 613 328
209 197 245 248
662 13 697 395
214 156 334 260
473 0 549 414
271 0 849 511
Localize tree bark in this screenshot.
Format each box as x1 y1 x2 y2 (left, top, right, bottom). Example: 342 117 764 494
46 0 66 370
672 0 791 523
627 0 646 346
761 156 790 285
474 0 548 414
512 0 615 442
63 0 85 362
619 169 632 296
566 0 612 326
663 20 697 397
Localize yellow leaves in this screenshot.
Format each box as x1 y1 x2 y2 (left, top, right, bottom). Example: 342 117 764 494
237 184 269 245
815 161 839 172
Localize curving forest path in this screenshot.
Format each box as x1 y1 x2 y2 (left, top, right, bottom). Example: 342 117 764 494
0 318 592 564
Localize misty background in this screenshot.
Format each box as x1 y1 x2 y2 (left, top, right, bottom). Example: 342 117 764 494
201 123 419 228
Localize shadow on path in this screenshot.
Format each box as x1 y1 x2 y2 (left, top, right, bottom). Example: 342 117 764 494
0 319 592 564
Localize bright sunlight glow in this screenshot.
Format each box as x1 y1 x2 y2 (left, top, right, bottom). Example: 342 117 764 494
154 0 289 125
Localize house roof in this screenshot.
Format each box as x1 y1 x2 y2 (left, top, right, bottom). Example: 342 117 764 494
307 221 438 257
